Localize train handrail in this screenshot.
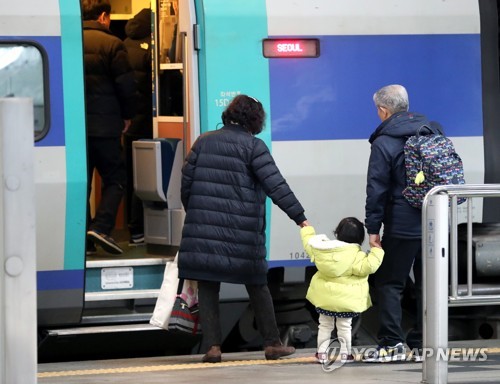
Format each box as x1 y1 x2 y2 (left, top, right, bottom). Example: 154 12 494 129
422 184 500 384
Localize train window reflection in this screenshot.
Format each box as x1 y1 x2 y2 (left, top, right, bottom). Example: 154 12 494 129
0 43 46 139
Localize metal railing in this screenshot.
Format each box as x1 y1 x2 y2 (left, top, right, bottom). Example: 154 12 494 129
422 184 500 384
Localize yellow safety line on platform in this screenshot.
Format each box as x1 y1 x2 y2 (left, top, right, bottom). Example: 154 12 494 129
38 348 500 378
38 356 316 378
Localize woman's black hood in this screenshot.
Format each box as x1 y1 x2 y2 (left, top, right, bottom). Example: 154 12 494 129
125 8 151 40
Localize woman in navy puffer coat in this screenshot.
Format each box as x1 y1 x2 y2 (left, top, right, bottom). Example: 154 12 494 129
178 95 309 363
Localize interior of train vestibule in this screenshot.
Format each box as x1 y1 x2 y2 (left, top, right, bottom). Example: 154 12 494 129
91 0 187 229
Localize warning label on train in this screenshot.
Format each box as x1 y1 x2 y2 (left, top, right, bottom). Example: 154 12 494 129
101 267 134 289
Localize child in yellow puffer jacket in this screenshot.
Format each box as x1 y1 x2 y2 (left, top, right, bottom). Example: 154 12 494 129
301 217 384 363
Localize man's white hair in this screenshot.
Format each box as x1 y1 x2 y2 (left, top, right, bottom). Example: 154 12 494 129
373 84 409 114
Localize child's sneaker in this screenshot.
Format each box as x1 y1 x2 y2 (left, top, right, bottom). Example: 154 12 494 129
362 343 406 363
86 241 97 256
341 353 355 363
315 352 329 364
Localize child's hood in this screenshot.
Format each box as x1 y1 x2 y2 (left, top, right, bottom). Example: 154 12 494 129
307 234 361 277
307 234 350 250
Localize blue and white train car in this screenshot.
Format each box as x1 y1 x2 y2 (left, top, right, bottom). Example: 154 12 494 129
1 0 499 355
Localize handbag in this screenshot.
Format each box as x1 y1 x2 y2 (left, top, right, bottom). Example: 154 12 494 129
168 278 202 335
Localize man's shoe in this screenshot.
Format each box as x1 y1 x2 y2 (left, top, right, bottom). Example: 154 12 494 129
408 348 424 362
362 343 406 363
87 230 123 255
202 345 221 363
129 233 145 247
264 344 295 360
86 241 97 256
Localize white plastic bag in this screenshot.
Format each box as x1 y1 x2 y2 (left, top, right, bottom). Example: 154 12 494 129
150 254 180 329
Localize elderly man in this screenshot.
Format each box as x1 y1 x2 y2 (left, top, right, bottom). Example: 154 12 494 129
363 84 439 363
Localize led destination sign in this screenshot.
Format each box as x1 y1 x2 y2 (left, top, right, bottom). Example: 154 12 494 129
263 39 320 58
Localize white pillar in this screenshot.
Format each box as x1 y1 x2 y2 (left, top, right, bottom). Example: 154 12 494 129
0 98 37 384
422 193 449 384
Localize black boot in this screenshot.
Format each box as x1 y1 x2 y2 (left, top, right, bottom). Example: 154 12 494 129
202 345 222 363
264 343 295 360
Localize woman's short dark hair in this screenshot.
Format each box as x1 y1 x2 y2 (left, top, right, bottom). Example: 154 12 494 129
221 95 266 135
82 0 111 21
334 217 365 245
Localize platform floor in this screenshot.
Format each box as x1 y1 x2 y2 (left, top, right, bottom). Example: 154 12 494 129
38 340 500 384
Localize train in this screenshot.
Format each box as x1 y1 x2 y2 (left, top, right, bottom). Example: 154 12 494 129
1 0 500 359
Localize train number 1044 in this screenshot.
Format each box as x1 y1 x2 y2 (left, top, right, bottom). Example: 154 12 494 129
289 252 309 260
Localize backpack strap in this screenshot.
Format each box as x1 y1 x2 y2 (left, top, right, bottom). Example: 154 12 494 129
429 121 444 135
416 125 434 138
416 122 444 138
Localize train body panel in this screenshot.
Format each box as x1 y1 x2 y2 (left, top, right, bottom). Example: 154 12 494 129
1 0 87 326
265 0 479 36
35 146 67 271
0 1 61 37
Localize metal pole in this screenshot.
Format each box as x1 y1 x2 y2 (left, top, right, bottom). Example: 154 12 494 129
450 196 458 298
0 98 37 384
467 199 473 296
422 193 449 384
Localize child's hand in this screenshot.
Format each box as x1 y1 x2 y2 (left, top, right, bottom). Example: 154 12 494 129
299 220 310 228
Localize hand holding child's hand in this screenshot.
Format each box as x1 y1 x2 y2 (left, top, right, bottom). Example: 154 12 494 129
369 234 382 248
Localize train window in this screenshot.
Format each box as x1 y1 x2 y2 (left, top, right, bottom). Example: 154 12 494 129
0 43 47 140
262 38 320 58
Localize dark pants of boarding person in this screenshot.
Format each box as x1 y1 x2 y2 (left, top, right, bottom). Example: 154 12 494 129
87 136 126 235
